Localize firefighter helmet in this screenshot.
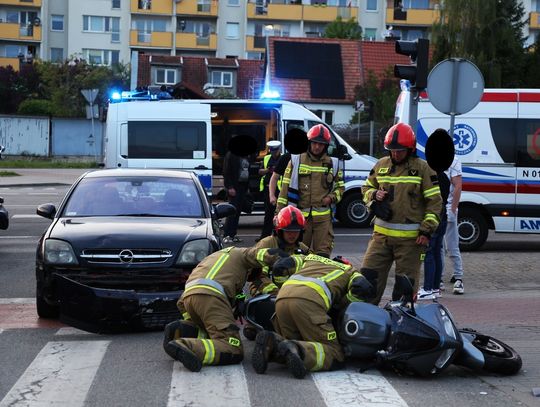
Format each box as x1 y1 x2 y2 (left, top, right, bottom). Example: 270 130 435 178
307 124 331 145
274 206 306 232
384 123 416 151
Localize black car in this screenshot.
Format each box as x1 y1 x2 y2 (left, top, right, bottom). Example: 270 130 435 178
0 197 8 230
35 168 235 333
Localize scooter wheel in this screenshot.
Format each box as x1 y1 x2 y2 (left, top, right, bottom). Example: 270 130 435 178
472 334 522 375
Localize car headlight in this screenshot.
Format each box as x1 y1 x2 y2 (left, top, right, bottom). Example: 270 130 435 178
176 240 211 265
44 239 78 265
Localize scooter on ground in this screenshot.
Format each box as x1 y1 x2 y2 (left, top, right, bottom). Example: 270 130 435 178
244 275 522 376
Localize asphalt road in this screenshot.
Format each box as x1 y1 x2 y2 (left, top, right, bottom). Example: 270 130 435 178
1 183 539 406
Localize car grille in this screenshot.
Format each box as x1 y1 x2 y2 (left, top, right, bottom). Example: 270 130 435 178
80 249 173 264
140 310 179 329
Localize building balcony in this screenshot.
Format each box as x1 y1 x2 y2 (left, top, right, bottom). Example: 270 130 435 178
130 0 172 15
0 0 41 6
175 32 217 49
246 35 266 51
0 57 20 70
530 12 540 30
385 7 440 26
302 4 357 22
130 30 173 48
0 22 41 41
175 0 218 17
247 3 302 21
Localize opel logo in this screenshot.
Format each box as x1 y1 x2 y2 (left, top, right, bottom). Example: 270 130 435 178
119 249 134 263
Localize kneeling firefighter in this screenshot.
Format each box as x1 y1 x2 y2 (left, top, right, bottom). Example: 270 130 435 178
251 254 377 378
163 246 286 372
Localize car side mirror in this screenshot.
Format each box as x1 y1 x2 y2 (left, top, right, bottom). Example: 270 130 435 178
213 203 236 220
336 144 351 160
36 203 56 220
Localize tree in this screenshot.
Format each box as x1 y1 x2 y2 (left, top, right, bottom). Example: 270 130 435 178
431 0 527 88
524 35 540 88
324 17 362 40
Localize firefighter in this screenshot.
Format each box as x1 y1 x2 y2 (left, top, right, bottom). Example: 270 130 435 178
276 124 345 257
257 140 282 241
360 122 442 305
251 254 377 379
163 246 285 372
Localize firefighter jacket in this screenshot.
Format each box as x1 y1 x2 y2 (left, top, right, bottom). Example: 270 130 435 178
277 254 367 312
250 235 311 294
362 155 442 238
276 151 345 218
178 246 282 310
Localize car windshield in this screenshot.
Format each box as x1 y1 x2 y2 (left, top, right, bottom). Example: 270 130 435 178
63 176 204 217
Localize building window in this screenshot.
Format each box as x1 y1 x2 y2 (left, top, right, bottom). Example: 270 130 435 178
197 0 211 12
156 68 177 85
50 48 64 62
364 28 376 40
83 16 120 34
210 71 233 87
402 0 429 9
226 22 239 39
138 0 151 10
366 0 377 11
51 15 64 31
112 0 121 8
83 49 120 66
5 45 23 58
228 0 240 5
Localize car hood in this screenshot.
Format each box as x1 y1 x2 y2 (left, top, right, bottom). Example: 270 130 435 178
48 217 210 250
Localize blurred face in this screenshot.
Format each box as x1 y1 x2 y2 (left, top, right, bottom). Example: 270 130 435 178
390 149 408 164
282 230 300 244
309 141 326 156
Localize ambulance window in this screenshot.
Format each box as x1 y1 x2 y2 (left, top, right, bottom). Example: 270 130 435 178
128 121 207 159
516 119 540 168
285 120 304 133
489 119 517 164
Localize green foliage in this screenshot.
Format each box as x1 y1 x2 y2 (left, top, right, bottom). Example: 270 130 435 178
324 17 362 40
17 99 54 116
524 35 540 88
431 0 528 87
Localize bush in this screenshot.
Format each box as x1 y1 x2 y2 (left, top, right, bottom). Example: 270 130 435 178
17 99 53 116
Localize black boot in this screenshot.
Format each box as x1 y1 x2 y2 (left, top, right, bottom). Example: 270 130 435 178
164 341 202 372
278 340 307 379
252 330 282 374
163 320 199 350
243 324 258 341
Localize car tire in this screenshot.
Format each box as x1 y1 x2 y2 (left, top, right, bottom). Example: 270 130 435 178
36 287 59 319
457 208 488 251
337 194 373 228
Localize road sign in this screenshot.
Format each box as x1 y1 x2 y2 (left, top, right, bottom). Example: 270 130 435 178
427 59 484 116
81 89 99 105
355 100 364 112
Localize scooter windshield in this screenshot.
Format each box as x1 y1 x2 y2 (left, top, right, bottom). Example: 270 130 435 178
388 309 440 354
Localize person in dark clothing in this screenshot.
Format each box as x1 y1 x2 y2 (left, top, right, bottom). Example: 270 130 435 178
268 151 290 208
258 140 282 240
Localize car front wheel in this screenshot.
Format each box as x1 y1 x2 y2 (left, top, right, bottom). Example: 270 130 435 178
36 283 59 319
458 208 488 251
338 194 373 228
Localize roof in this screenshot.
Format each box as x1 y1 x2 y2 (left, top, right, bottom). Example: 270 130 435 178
360 40 411 82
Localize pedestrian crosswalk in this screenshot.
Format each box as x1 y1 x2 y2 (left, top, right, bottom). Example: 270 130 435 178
0 326 410 407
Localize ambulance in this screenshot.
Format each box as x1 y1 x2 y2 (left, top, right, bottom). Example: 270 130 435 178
104 94 378 227
395 89 540 250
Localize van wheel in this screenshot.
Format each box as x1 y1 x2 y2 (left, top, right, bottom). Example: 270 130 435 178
338 194 373 228
458 208 488 251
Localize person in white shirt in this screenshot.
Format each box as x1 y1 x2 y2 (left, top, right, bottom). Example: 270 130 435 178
444 156 464 294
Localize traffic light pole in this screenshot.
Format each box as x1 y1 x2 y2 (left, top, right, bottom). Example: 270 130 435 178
408 87 419 136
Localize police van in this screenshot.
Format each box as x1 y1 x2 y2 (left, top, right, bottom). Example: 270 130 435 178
104 95 378 227
395 89 540 250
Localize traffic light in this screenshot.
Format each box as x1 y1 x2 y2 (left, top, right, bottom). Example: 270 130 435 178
394 38 429 90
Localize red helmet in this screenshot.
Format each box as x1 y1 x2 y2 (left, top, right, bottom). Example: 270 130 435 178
307 124 331 145
384 123 416 151
274 206 306 232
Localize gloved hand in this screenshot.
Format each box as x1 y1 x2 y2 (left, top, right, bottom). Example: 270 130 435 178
360 267 378 286
350 276 376 300
267 248 290 258
233 293 246 320
272 256 296 277
369 199 392 221
332 255 352 266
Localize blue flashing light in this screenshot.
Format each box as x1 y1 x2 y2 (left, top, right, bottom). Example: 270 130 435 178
400 79 411 91
111 91 121 101
260 90 280 99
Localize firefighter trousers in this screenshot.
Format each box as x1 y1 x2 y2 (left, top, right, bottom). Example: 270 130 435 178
303 213 334 257
361 232 426 305
174 294 243 366
273 297 344 372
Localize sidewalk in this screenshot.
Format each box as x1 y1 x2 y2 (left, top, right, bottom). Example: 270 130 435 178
0 168 93 187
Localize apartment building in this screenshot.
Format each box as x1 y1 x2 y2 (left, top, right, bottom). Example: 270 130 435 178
0 0 538 70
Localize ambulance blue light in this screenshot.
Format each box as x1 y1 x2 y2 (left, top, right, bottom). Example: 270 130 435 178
111 91 121 101
261 90 280 99
400 80 411 91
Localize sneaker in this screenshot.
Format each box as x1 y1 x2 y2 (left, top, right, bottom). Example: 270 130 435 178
453 279 464 295
439 281 445 291
164 341 202 372
222 236 233 244
417 288 435 300
278 340 307 379
252 330 281 374
432 289 442 298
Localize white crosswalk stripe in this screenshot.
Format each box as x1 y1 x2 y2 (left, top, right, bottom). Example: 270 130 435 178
0 340 110 407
